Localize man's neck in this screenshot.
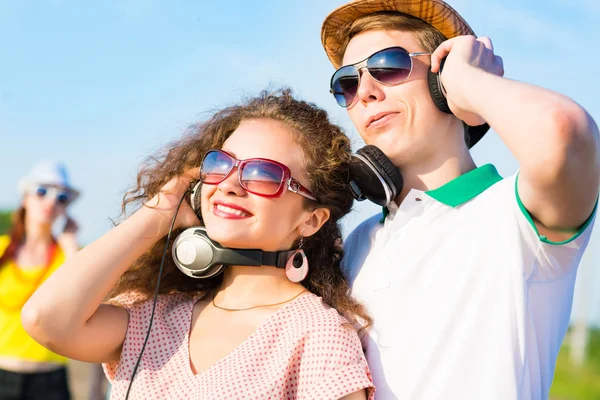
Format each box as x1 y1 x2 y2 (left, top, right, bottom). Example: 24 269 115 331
395 145 476 205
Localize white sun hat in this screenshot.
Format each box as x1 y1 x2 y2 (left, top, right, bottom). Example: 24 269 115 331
18 161 81 204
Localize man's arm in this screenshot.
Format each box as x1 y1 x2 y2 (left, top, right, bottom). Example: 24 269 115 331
433 36 600 241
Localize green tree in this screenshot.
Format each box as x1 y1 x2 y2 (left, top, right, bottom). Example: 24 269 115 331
0 210 13 235
550 327 600 399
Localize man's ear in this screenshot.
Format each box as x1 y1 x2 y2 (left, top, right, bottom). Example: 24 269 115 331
298 207 331 237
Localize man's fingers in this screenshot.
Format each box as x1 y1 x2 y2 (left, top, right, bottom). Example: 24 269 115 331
494 55 504 76
477 36 494 51
430 39 454 73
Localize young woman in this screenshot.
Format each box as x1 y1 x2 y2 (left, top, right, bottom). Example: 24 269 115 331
0 161 80 400
22 90 375 400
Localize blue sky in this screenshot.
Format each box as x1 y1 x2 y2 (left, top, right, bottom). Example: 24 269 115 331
1 0 598 324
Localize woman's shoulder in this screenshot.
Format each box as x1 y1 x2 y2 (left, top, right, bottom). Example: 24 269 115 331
282 293 373 398
288 293 357 335
106 291 201 312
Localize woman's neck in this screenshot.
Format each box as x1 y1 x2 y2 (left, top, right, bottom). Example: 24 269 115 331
14 219 54 268
23 219 53 247
25 221 52 245
213 266 305 309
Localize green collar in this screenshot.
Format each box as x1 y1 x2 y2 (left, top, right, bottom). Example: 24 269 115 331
380 164 502 222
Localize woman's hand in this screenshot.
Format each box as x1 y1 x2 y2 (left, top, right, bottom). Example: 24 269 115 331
144 168 202 233
57 216 79 257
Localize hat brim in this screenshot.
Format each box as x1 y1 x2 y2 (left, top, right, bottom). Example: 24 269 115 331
321 0 476 69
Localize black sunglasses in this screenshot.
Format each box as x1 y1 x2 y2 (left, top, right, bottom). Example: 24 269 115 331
330 46 430 108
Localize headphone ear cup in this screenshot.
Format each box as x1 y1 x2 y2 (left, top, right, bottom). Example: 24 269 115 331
426 58 491 147
466 123 490 148
190 181 202 216
428 68 452 114
356 145 403 199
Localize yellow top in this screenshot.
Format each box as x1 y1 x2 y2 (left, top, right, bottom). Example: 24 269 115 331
0 235 68 364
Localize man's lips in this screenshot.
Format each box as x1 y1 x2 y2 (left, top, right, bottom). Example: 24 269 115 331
366 111 400 129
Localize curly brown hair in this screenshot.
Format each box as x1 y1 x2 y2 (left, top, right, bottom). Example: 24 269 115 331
108 88 372 331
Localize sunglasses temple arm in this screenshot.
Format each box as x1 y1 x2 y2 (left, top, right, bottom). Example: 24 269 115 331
288 179 318 202
409 52 431 57
299 191 318 201
297 186 318 201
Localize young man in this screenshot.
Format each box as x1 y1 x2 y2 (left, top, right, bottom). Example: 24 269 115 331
321 0 599 399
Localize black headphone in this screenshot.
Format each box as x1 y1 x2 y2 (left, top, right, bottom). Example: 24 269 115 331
170 182 299 279
348 145 403 207
427 58 490 147
348 60 490 207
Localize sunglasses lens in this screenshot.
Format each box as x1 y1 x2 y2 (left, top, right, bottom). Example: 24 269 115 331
240 160 284 196
35 186 48 197
367 47 411 84
201 151 233 184
57 192 70 205
331 66 359 107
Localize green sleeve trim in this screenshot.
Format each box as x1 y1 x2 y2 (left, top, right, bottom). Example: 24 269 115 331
515 173 598 245
379 207 389 224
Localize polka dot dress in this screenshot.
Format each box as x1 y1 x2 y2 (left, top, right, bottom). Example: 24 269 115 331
104 292 374 399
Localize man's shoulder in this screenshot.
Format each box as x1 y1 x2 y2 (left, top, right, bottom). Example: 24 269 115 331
346 213 382 246
459 173 516 210
342 213 382 283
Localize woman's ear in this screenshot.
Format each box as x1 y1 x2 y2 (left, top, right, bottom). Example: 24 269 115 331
298 207 330 238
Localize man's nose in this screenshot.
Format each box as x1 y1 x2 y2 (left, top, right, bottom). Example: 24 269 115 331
355 68 385 104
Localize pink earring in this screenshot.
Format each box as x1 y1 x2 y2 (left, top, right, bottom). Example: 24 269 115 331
286 236 308 283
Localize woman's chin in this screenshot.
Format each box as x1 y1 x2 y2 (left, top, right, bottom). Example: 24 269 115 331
30 214 55 227
204 225 282 251
205 228 252 249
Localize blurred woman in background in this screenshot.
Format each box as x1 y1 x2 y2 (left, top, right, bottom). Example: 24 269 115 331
0 161 80 400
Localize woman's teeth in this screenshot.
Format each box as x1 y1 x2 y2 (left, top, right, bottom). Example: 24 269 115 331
216 204 249 217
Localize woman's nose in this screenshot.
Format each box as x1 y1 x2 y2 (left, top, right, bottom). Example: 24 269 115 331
216 167 246 196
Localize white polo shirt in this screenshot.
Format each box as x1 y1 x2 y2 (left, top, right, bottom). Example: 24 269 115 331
343 164 596 400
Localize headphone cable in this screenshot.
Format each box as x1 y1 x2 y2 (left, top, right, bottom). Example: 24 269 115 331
124 190 190 399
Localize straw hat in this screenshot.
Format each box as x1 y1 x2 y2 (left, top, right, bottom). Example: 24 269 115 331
321 0 475 69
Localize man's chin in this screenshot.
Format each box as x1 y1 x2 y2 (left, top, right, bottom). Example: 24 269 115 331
368 135 408 156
